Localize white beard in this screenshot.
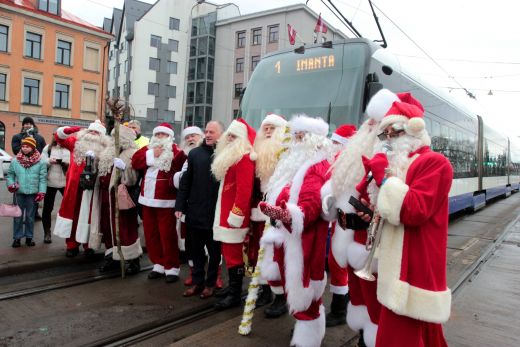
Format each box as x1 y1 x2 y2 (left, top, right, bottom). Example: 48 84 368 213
254 135 285 190
74 130 109 165
386 135 424 180
149 136 174 172
182 138 202 155
211 137 251 181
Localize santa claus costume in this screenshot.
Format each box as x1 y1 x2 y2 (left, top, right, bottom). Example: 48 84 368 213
367 91 452 346
321 124 357 327
53 120 110 257
211 118 256 310
97 125 142 275
248 113 288 309
131 123 187 283
259 115 333 347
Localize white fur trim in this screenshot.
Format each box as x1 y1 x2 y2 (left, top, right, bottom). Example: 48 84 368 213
363 320 378 347
112 238 143 260
165 267 180 275
347 240 376 272
227 211 245 228
213 225 249 244
377 176 409 226
259 227 284 281
262 113 287 128
181 126 203 139
88 120 106 135
378 115 409 133
57 127 69 140
347 303 378 347
377 223 452 323
250 207 268 222
320 180 337 221
366 89 399 121
173 171 181 189
53 214 72 238
153 125 174 138
227 120 248 139
145 149 155 166
289 115 328 137
76 190 93 243
330 133 349 145
271 286 284 295
286 203 304 234
331 225 354 268
138 195 175 208
406 117 425 134
152 264 165 273
330 284 349 295
290 305 326 347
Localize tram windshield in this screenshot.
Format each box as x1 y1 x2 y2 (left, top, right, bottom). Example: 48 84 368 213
241 42 368 133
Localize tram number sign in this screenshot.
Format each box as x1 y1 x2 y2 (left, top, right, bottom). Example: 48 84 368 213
274 55 336 74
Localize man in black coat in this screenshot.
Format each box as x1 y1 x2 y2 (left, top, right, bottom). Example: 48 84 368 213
175 120 224 299
12 116 47 154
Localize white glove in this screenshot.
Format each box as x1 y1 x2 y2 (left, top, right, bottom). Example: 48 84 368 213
85 150 95 158
113 158 126 170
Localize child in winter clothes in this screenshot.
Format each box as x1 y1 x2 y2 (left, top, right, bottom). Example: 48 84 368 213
7 137 47 247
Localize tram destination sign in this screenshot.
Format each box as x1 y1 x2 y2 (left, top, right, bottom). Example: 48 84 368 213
274 54 336 74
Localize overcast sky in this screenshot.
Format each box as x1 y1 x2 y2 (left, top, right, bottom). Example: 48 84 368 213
63 0 520 139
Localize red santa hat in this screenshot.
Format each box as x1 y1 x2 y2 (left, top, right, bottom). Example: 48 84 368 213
153 122 175 138
181 126 204 139
227 118 257 159
378 92 425 137
331 124 357 145
261 113 287 128
365 88 399 122
288 114 329 137
88 120 106 135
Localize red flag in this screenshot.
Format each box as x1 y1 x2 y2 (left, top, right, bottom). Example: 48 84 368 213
287 24 297 45
314 14 328 34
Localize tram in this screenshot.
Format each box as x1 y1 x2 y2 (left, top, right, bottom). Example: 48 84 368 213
240 38 520 214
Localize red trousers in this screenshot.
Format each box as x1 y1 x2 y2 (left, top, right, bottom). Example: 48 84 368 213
348 265 380 324
328 250 348 294
142 206 179 270
221 242 244 269
376 306 448 347
66 187 88 250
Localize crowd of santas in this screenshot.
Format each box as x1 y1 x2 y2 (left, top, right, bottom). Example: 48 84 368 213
39 88 452 347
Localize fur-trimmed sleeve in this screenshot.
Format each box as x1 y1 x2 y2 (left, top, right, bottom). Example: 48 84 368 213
55 133 77 153
131 146 149 172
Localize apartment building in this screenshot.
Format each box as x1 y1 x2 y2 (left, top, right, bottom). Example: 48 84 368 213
0 0 111 153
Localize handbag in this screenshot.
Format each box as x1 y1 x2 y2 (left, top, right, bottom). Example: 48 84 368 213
0 193 22 217
117 184 136 210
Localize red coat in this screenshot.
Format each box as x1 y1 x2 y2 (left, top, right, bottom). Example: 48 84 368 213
132 144 186 208
376 146 453 324
213 154 255 244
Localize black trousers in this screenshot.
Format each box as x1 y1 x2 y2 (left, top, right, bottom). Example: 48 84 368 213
186 226 221 287
42 187 64 232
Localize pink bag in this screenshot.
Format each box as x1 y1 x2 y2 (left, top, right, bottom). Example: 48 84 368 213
0 194 22 217
117 184 136 210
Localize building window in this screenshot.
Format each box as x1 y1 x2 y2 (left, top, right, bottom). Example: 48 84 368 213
236 31 245 48
0 73 6 101
124 60 128 73
252 28 261 45
233 109 239 119
168 39 178 52
163 110 175 122
84 45 100 71
150 34 161 47
147 108 158 121
167 85 176 98
25 32 42 59
251 55 260 71
54 83 69 109
149 57 160 71
0 25 8 52
82 87 97 112
39 0 59 15
56 39 71 65
234 83 242 98
23 78 40 105
169 17 180 30
268 25 279 43
167 61 177 74
148 82 159 96
236 57 244 73
197 58 206 80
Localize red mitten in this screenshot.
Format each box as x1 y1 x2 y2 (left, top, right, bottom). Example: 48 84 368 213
34 192 45 202
259 201 292 225
63 126 82 135
7 184 19 193
369 153 389 186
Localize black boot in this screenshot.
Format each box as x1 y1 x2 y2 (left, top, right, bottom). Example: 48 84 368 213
256 284 273 307
25 238 35 247
99 255 118 273
12 239 21 248
358 329 367 347
264 294 288 318
326 293 349 327
214 266 243 311
43 228 52 244
125 258 141 276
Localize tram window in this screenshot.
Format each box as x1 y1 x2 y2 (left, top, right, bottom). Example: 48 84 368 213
432 121 440 137
440 125 448 139
424 117 432 133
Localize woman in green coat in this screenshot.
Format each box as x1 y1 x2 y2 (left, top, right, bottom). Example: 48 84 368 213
6 137 47 247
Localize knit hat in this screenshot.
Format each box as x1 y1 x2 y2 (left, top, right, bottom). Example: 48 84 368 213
21 137 37 150
227 118 257 160
288 114 329 137
331 124 357 145
261 113 287 128
22 116 35 126
181 126 204 139
153 122 175 139
88 120 106 135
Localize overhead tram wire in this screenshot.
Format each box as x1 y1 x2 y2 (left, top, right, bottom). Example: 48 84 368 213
320 0 360 38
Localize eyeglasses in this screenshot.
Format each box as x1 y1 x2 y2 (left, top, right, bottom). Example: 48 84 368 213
377 129 405 141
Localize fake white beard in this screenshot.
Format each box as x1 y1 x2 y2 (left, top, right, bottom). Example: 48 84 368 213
149 136 174 172
181 137 203 155
254 135 285 188
386 134 424 180
74 131 109 165
211 136 251 181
